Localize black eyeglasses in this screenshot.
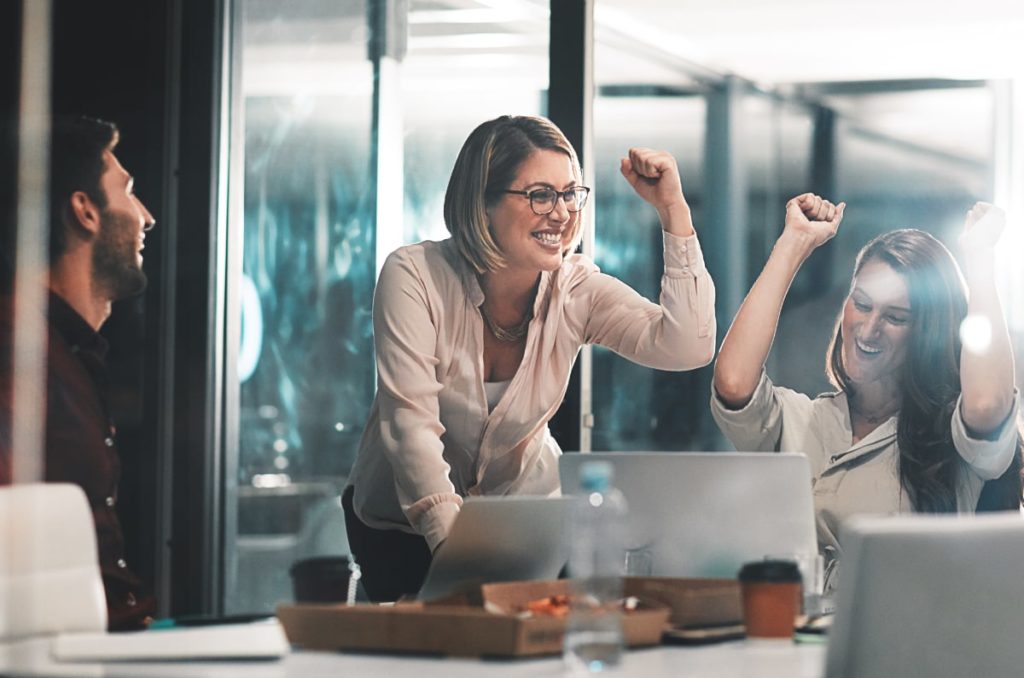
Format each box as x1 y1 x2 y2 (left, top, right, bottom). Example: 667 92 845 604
503 186 591 215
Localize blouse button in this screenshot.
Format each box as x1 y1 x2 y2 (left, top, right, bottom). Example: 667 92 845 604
117 558 127 569
104 437 115 447
105 496 115 507
126 593 137 607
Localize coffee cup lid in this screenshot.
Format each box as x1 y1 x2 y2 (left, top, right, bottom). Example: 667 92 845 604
737 559 802 583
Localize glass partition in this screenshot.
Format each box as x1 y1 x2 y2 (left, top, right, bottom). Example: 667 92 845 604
227 0 376 614
225 0 548 614
590 94 710 451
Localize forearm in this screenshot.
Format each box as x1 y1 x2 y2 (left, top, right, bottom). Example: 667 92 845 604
714 232 814 408
959 249 1015 434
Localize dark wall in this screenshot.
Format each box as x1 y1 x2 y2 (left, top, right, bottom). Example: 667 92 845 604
1 2 22 294
50 0 173 604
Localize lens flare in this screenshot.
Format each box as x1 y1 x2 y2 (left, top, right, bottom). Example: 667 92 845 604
960 315 992 355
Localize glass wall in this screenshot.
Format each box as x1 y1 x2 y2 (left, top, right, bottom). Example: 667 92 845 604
591 94 710 450
225 0 548 614
227 0 376 614
222 1 1003 613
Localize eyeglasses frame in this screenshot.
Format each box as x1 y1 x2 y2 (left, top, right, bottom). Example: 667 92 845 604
502 186 592 215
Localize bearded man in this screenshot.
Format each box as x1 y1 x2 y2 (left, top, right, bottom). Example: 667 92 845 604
1 116 157 630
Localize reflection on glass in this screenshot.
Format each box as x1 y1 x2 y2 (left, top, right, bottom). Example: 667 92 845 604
591 96 711 451
227 0 549 614
229 0 375 614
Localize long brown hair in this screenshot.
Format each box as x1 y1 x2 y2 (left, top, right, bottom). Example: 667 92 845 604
825 229 1022 512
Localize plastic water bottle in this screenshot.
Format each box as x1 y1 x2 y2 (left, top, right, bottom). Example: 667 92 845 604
563 460 628 673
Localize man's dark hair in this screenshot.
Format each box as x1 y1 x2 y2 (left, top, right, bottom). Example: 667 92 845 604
49 116 119 263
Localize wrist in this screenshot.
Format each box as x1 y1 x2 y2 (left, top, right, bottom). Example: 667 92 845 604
962 249 997 279
658 202 694 237
774 229 818 263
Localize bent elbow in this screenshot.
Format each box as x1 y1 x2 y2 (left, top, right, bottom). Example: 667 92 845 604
664 337 715 372
713 367 755 410
691 341 716 369
962 397 1015 440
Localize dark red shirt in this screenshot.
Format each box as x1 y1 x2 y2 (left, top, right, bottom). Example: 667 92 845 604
0 292 156 630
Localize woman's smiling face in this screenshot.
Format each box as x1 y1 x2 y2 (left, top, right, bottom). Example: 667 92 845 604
486 149 579 274
840 258 913 386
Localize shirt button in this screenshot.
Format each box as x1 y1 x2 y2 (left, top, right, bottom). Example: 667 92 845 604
117 558 127 569
126 593 137 607
105 496 115 507
681 245 688 253
104 437 115 447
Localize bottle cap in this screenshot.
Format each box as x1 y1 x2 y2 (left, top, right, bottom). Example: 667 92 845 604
579 460 614 492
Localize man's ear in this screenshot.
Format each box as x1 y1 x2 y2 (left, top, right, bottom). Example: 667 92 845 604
68 190 101 237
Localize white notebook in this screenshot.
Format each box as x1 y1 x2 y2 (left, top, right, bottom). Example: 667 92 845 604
50 619 289 662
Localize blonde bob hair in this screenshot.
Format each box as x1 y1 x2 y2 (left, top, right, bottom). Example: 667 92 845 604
443 115 584 274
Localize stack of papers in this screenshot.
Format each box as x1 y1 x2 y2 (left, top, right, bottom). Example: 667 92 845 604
50 619 289 662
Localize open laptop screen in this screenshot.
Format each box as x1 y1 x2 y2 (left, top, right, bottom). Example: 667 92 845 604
559 452 818 580
416 496 572 601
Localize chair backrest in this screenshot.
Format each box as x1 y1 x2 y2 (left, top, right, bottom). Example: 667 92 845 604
0 483 107 639
825 511 1024 678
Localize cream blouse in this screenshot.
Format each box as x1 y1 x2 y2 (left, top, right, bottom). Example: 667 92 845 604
349 231 716 551
711 370 1020 593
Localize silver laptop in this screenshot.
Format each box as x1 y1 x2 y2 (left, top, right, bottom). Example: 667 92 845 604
416 496 573 601
558 452 819 581
825 512 1024 678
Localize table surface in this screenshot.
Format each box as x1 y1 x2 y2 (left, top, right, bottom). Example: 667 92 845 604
3 637 828 678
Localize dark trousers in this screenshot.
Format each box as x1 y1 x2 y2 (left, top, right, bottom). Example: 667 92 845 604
342 486 432 602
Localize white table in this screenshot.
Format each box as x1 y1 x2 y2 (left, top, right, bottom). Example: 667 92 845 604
3 638 827 677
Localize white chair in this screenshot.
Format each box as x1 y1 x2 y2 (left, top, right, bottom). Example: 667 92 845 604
825 511 1024 678
0 483 107 640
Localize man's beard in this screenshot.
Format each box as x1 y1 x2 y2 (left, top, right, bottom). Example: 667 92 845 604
92 208 147 301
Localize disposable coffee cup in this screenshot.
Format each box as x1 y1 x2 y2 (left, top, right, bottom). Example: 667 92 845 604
290 556 357 604
737 559 802 639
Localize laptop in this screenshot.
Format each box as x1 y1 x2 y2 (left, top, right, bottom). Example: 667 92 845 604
558 452 819 582
416 496 573 601
825 512 1024 678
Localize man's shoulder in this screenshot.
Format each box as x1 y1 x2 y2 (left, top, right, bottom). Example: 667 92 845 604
0 294 13 364
0 293 12 330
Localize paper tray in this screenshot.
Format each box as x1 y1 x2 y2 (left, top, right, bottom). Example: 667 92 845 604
277 580 669 658
623 577 742 629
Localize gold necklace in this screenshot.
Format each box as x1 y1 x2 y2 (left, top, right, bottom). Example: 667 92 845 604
480 304 532 342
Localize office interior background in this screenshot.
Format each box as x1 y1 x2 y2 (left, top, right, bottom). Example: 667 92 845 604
2 0 1022 618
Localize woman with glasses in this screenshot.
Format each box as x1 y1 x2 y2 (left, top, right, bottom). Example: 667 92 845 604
344 115 716 601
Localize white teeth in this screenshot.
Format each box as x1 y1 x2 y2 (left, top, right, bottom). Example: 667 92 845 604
532 232 560 245
855 338 881 354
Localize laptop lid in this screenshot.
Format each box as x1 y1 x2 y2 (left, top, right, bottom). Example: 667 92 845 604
416 496 572 601
825 512 1024 678
558 452 818 580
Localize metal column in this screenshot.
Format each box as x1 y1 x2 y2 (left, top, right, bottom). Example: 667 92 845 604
547 0 594 452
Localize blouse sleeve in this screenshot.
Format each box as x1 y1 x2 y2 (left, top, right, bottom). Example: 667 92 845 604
952 388 1021 480
577 231 715 370
710 369 789 452
372 250 462 551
